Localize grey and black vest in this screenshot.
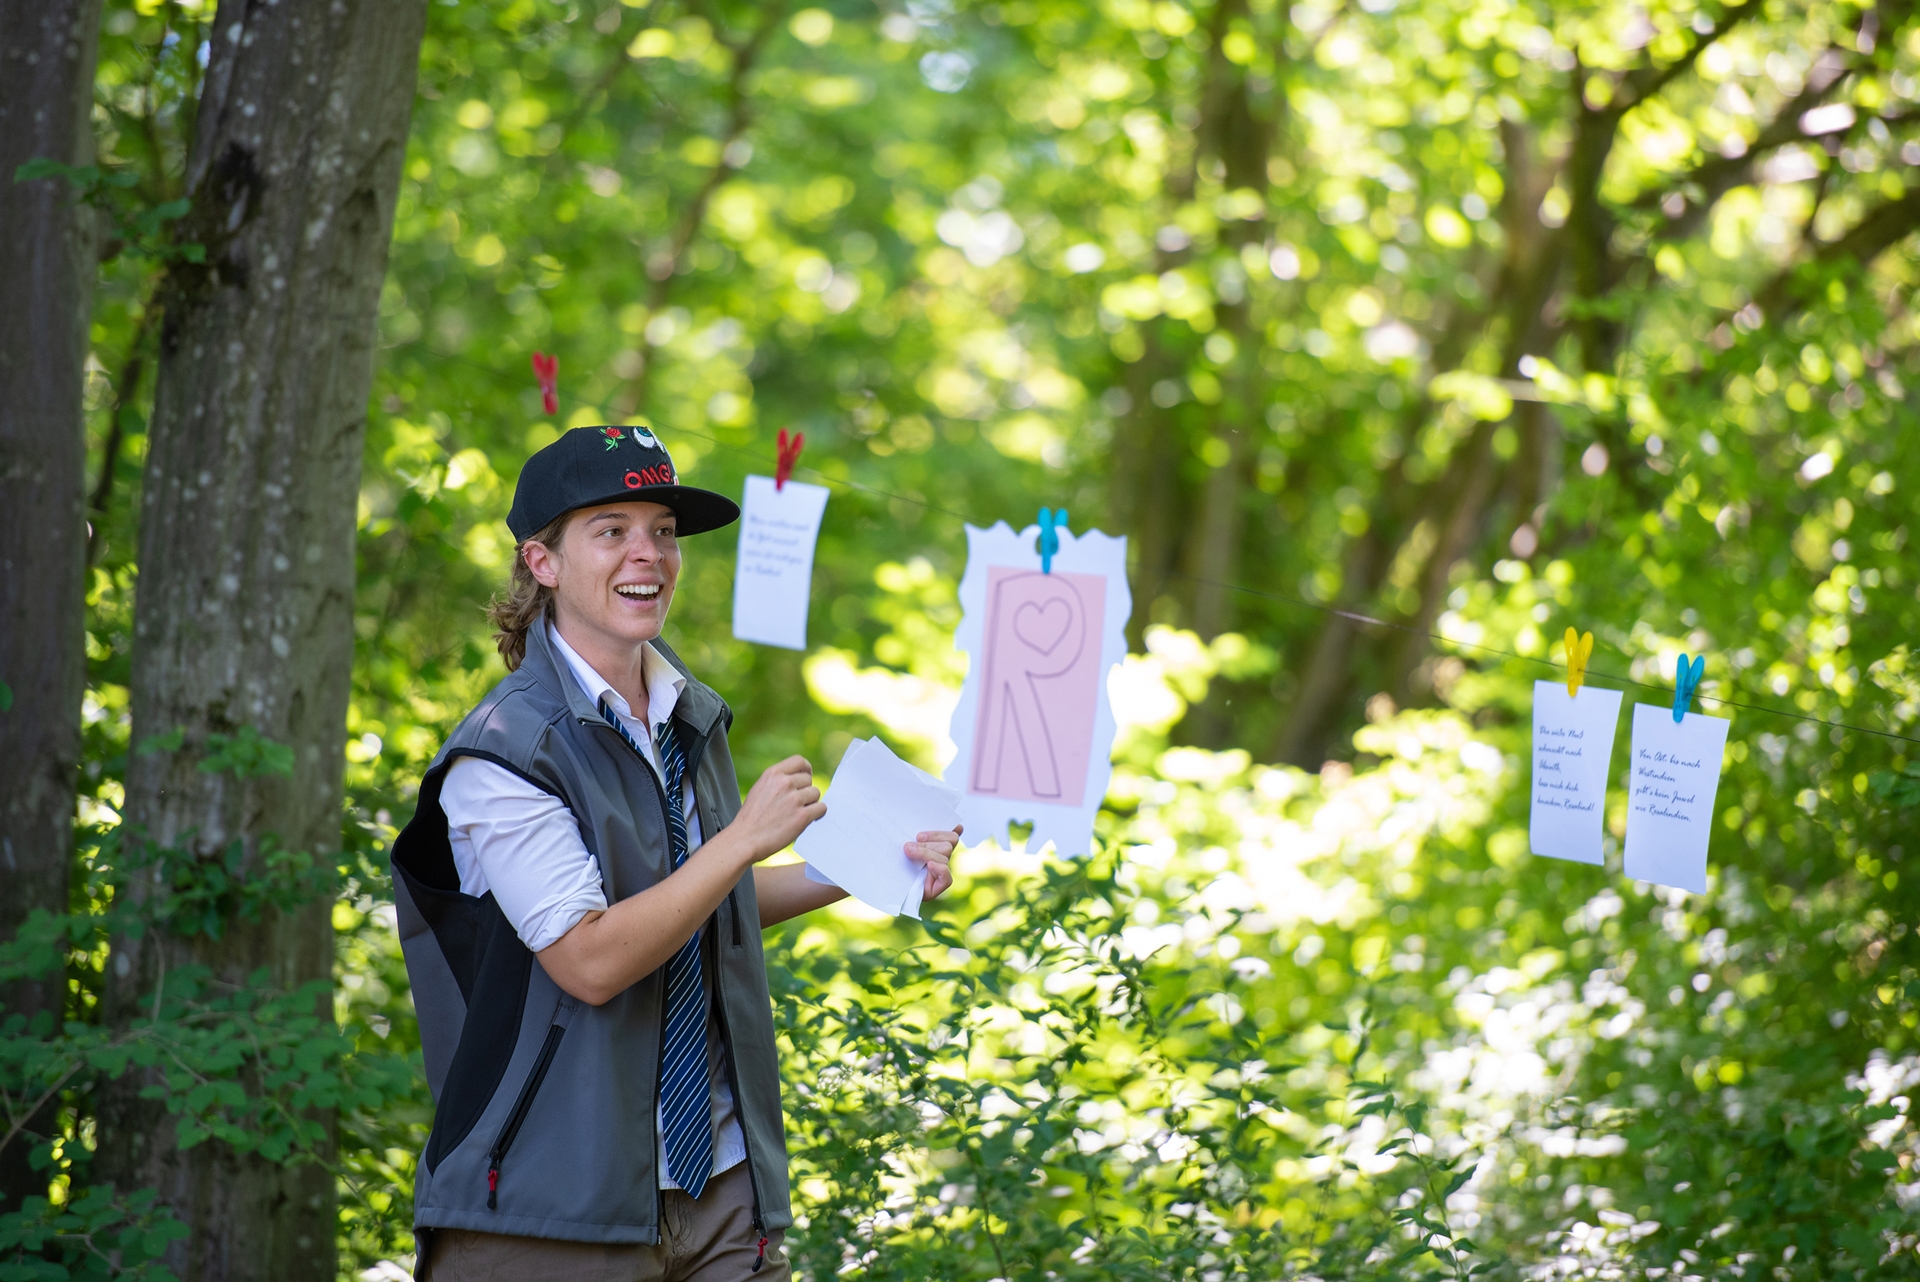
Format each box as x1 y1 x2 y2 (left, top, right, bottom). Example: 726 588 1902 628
390 622 792 1244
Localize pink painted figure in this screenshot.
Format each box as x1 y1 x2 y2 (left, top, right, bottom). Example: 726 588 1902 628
968 567 1107 807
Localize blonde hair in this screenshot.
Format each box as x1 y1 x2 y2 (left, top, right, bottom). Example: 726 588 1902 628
488 511 572 671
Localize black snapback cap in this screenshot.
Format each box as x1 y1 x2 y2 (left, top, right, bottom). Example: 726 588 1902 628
506 425 740 541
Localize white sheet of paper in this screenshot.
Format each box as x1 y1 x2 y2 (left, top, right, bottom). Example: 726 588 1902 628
1623 704 1732 894
805 739 873 895
1529 681 1623 866
797 737 961 917
731 475 829 650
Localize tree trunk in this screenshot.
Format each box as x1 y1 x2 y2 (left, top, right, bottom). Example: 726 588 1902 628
97 3 426 1279
0 0 101 1209
1181 0 1273 645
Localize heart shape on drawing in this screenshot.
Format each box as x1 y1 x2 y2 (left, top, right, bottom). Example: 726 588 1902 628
1013 599 1073 654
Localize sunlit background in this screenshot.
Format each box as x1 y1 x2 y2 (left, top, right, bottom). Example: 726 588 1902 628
66 0 1920 1276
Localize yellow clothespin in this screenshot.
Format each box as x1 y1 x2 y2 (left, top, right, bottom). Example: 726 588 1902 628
1564 627 1594 698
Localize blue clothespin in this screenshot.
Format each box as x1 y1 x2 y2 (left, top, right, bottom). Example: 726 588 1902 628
1037 507 1068 574
1672 653 1705 722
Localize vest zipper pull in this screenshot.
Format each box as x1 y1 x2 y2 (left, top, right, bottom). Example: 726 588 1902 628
487 1164 499 1209
752 1235 768 1272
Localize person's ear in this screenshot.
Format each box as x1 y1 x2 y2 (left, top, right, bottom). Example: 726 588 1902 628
523 539 561 589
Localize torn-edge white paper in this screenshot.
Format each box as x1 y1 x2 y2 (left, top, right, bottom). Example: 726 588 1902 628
731 475 829 650
798 737 962 917
1529 680 1623 866
943 521 1130 857
1623 704 1732 894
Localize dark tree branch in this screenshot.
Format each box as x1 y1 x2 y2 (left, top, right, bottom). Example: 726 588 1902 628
1617 0 1766 110
1758 181 1920 311
615 2 786 418
1632 72 1854 233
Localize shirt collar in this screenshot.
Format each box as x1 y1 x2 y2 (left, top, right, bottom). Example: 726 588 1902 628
546 621 685 732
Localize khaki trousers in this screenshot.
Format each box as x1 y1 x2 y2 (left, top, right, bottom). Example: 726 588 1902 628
417 1163 788 1282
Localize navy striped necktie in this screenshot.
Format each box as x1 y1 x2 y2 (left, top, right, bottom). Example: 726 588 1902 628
599 698 714 1199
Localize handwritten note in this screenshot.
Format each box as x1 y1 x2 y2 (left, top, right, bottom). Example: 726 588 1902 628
1623 704 1731 894
1529 680 1622 866
731 475 829 650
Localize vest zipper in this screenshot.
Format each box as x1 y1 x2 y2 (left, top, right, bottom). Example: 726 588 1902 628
729 887 744 946
485 1021 567 1209
710 980 769 1263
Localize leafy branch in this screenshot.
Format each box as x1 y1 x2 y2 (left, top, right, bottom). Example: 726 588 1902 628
0 1185 186 1282
11 160 204 266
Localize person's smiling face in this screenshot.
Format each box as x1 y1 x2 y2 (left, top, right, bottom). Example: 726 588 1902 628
527 501 681 650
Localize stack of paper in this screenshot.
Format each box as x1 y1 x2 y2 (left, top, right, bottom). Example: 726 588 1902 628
797 737 962 918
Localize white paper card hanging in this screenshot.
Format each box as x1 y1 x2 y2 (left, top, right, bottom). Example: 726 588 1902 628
731 475 829 650
1529 681 1623 866
1623 704 1732 894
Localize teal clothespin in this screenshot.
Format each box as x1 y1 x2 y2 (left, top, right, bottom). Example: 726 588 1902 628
1672 653 1705 722
1037 507 1068 574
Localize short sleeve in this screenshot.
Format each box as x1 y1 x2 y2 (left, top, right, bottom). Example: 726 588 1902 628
441 756 609 952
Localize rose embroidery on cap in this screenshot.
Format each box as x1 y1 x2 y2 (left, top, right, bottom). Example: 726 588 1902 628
600 426 625 451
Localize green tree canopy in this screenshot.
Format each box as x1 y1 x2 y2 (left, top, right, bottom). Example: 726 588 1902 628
16 0 1920 1277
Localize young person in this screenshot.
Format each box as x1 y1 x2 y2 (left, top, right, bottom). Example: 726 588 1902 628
390 425 960 1281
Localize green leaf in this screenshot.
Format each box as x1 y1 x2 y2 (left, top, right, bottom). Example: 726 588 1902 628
136 727 186 756
13 157 91 185
197 725 296 779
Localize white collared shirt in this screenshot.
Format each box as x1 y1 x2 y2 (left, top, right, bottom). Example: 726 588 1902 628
440 621 743 1189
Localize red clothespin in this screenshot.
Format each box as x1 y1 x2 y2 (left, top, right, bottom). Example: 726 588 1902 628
532 352 559 417
775 427 804 491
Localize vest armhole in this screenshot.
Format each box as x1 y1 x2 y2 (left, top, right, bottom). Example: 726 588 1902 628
442 748 578 816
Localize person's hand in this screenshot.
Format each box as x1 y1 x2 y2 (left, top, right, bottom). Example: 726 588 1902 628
729 756 825 861
907 825 962 901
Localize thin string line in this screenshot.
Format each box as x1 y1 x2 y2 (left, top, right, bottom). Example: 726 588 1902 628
397 345 1920 751
1166 571 1920 749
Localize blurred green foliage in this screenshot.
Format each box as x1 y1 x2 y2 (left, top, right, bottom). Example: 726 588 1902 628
19 0 1920 1277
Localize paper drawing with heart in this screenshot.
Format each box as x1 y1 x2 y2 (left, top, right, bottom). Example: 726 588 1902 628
970 568 1103 804
944 520 1129 857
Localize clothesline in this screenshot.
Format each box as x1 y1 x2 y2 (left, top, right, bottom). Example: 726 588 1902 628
400 344 1920 751
675 420 1920 752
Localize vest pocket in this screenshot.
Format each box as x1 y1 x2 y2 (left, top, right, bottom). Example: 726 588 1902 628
485 1020 567 1209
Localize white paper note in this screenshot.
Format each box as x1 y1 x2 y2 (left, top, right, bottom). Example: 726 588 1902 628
1529 681 1623 866
731 475 829 650
798 737 962 917
1623 704 1732 894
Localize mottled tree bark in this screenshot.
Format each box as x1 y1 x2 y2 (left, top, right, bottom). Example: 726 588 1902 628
0 0 101 1209
96 3 427 1279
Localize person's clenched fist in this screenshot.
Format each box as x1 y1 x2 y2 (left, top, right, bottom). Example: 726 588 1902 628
906 825 962 900
733 756 825 859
